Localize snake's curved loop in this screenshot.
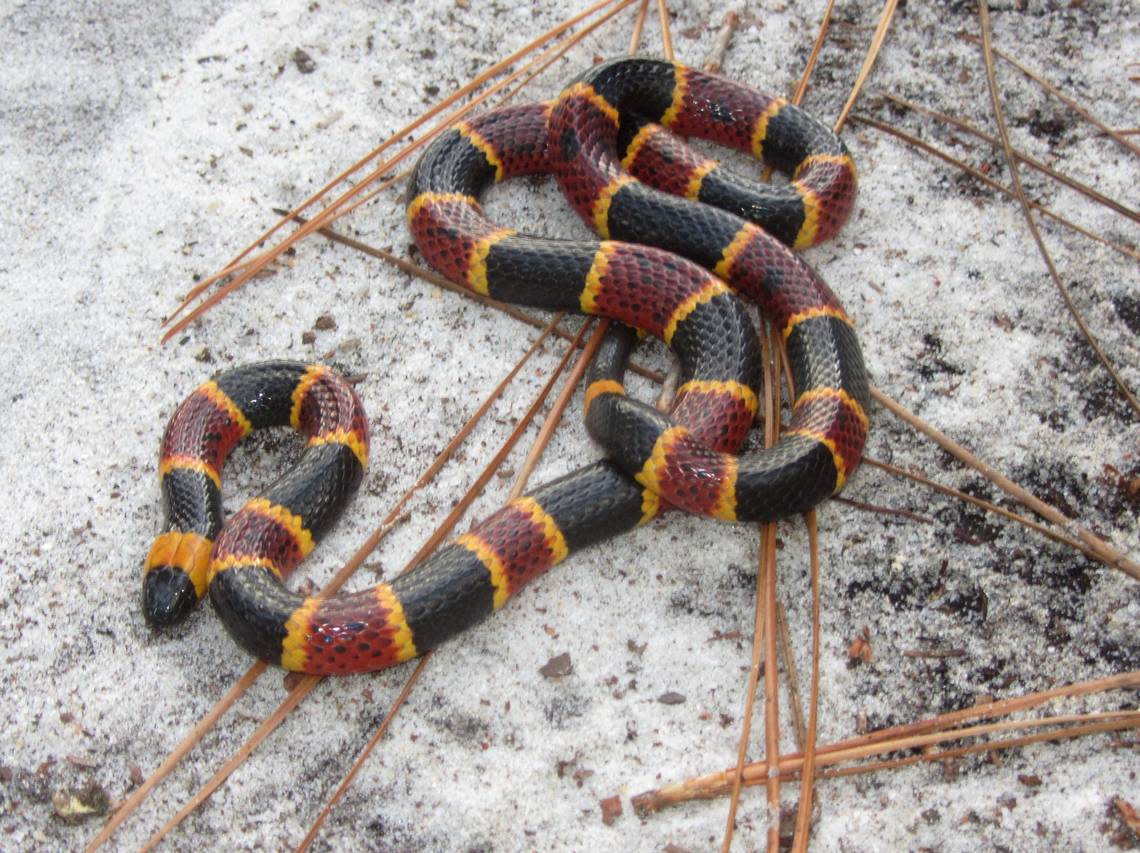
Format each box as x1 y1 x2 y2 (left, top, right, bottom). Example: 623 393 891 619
145 59 868 675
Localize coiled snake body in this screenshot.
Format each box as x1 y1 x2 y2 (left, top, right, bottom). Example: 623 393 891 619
144 58 869 675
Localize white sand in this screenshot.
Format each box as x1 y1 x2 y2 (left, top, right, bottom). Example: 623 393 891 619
1 1 1136 850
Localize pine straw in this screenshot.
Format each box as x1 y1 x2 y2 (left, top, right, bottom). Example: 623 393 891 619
97 1 1139 850
631 672 1140 813
160 0 638 342
976 0 1139 419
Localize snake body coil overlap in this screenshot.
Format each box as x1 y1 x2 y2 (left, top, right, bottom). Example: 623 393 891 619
144 58 869 675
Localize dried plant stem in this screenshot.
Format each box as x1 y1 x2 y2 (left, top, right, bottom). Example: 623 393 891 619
721 322 782 852
656 0 674 61
140 675 322 853
84 663 266 852
293 656 430 853
977 1 1140 419
815 714 1136 781
958 34 1140 158
832 494 935 526
780 1 874 842
501 0 642 102
703 10 740 74
791 0 837 106
861 457 1109 569
650 710 1140 806
761 329 786 853
848 114 1140 262
762 524 782 851
654 361 682 412
633 672 1140 813
833 0 898 134
627 0 650 56
791 510 822 853
173 0 633 323
401 321 593 575
164 0 625 329
509 320 608 500
832 673 1139 767
777 603 807 750
163 0 638 341
881 92 1139 223
721 584 765 850
870 386 1140 581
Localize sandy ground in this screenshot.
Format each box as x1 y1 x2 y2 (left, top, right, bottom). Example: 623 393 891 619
1 0 1137 850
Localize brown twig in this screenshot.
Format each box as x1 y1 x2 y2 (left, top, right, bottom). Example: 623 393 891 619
140 675 322 852
776 603 807 750
976 1 1140 419
703 10 739 74
903 648 966 659
293 656 430 853
162 0 638 342
501 0 642 102
861 457 1101 565
958 33 1140 158
509 319 608 499
880 92 1140 224
780 4 887 843
761 520 782 851
84 663 267 852
870 387 1139 581
848 113 1140 262
790 510 822 853
643 713 1139 809
832 494 936 526
761 329 789 853
721 322 780 852
627 0 650 55
634 673 1140 813
833 0 899 134
655 0 674 62
814 715 1137 781
791 0 837 107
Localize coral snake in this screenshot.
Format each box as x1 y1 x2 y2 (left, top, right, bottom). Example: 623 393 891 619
143 58 870 675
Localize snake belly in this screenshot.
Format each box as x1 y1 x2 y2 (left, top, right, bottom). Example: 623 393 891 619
149 58 870 674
